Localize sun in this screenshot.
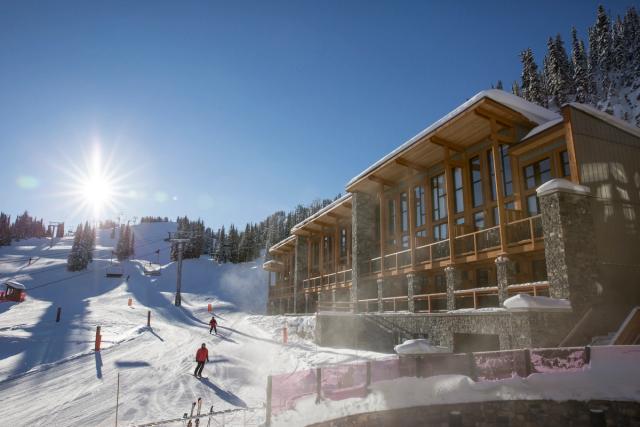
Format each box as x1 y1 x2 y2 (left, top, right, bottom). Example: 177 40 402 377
57 144 127 221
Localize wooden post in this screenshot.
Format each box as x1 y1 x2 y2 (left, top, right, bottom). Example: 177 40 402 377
365 361 372 392
128 298 132 307
95 326 102 352
56 307 62 323
319 235 324 283
315 367 322 403
379 187 386 272
147 310 151 327
265 375 272 426
408 185 416 267
490 132 508 254
282 322 288 344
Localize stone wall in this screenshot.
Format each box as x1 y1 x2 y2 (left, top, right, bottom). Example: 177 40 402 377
309 400 640 427
351 191 378 311
316 311 576 353
293 236 309 314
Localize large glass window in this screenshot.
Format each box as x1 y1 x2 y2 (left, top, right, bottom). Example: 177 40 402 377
453 167 464 213
500 145 513 196
387 199 396 247
470 156 483 207
473 211 485 229
524 158 552 189
431 174 447 221
400 192 409 248
414 186 426 228
433 223 448 241
560 151 571 177
339 228 347 258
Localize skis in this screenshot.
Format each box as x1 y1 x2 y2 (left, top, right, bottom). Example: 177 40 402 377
194 398 202 427
186 401 196 427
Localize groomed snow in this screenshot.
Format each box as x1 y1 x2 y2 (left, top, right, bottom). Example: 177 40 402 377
274 345 640 426
503 294 572 312
0 223 387 426
394 339 449 355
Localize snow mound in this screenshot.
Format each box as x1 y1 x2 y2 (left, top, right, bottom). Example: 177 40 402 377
394 339 449 355
503 294 571 312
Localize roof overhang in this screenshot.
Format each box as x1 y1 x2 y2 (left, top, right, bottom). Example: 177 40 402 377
291 194 352 236
346 90 559 193
268 235 296 256
262 260 285 272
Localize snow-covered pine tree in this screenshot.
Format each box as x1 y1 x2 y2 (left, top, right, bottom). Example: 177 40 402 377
520 48 546 106
116 224 131 261
571 27 592 104
67 224 87 271
0 213 11 246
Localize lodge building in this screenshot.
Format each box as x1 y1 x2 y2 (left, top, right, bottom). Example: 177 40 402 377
263 90 640 352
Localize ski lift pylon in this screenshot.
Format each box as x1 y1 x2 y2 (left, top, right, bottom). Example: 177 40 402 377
106 251 124 278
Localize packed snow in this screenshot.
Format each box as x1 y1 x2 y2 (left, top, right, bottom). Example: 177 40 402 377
503 294 572 312
274 345 640 426
394 339 449 355
0 223 386 426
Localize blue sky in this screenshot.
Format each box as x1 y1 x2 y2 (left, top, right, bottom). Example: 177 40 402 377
0 0 635 229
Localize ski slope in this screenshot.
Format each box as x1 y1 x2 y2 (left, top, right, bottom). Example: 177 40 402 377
0 223 383 426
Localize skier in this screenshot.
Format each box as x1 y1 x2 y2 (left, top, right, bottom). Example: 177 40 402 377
209 316 217 335
194 343 209 378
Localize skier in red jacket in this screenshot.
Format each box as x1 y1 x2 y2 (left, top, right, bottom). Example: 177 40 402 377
194 343 209 378
209 316 218 335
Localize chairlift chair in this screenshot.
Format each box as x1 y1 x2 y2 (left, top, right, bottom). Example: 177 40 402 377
143 249 161 276
0 280 27 303
106 251 124 278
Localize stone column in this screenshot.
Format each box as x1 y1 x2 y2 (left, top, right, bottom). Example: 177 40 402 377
445 266 461 311
377 278 384 313
495 255 514 306
331 289 337 311
304 293 309 314
293 236 309 315
406 273 416 313
351 191 378 312
538 179 598 312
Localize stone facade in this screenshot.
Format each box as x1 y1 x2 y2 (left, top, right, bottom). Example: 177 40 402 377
445 266 461 311
351 191 378 312
309 400 640 427
293 236 309 314
495 255 514 306
538 181 599 313
406 274 415 313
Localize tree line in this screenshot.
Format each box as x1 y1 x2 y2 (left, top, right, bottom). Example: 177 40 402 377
0 211 54 246
510 5 640 125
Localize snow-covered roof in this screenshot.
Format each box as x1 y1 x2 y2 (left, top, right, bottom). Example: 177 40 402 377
268 235 296 253
522 117 564 141
291 193 352 233
347 89 560 188
5 280 25 290
503 294 572 312
568 102 640 139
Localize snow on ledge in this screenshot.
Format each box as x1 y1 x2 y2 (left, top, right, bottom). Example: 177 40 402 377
503 294 572 312
536 178 590 197
394 339 449 355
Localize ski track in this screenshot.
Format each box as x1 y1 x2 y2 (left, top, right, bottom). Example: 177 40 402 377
0 225 385 426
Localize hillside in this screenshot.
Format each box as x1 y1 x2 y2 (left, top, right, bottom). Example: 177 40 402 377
0 222 382 426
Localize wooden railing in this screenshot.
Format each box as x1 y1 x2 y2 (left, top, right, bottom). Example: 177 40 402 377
303 269 352 290
269 285 295 299
366 214 544 275
414 292 447 313
507 281 549 296
317 301 354 312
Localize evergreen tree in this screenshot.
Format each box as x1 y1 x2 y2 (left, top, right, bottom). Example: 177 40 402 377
520 48 546 106
544 35 573 107
0 213 11 246
571 27 592 104
67 224 89 271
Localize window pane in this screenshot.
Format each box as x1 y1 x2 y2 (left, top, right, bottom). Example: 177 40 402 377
414 186 425 227
387 199 396 235
560 151 571 177
501 145 513 196
524 165 536 189
400 192 408 232
470 156 483 207
539 158 552 184
474 211 485 229
527 195 539 215
493 206 500 226
453 167 464 213
431 174 447 221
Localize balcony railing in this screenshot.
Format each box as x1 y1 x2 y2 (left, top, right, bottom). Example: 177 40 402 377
268 285 295 299
367 214 544 275
303 268 352 290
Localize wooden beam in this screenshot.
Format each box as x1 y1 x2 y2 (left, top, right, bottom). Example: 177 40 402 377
395 157 428 173
474 106 532 131
430 135 464 152
327 212 348 220
561 106 580 183
342 202 352 209
313 220 333 228
369 174 395 187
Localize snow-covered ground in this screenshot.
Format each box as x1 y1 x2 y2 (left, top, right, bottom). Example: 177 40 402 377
0 223 385 426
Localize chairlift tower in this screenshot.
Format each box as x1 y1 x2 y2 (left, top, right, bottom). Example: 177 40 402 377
170 237 191 306
48 221 63 248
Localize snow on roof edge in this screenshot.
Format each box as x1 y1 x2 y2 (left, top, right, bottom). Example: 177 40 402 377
522 117 564 141
568 102 640 139
291 193 352 232
268 235 296 253
346 89 560 189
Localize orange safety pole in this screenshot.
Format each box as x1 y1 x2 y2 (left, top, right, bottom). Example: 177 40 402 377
283 322 288 344
95 326 102 352
127 298 132 307
207 303 212 313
